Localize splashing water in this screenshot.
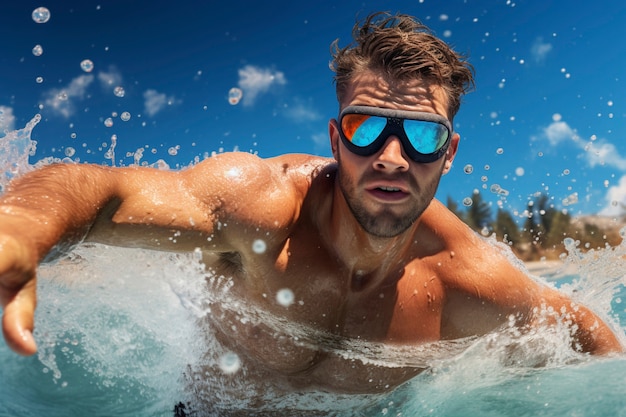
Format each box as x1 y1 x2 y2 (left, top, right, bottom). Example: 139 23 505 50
1 119 626 416
0 114 40 192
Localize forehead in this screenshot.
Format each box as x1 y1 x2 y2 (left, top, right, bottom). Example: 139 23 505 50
341 70 450 119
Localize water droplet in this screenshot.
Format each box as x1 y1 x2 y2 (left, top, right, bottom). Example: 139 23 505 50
65 147 75 157
80 59 94 73
496 147 504 155
167 146 179 156
252 239 266 254
228 87 243 105
70 132 77 139
104 117 113 127
515 167 525 176
276 288 295 307
120 111 131 121
32 7 51 23
218 352 241 375
462 197 473 207
113 86 125 97
35 76 44 84
32 44 43 56
463 164 473 174
57 92 68 101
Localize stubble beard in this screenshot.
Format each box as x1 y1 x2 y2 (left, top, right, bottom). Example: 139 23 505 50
336 158 441 239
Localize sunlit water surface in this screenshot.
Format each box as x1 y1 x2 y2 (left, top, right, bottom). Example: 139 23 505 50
1 117 626 416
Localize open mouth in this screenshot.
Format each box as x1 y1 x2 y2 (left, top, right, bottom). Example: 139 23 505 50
369 186 409 200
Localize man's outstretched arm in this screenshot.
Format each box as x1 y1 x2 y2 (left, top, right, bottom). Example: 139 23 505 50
0 153 318 355
0 162 219 355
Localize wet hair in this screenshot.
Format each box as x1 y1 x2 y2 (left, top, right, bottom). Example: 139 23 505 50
330 11 475 120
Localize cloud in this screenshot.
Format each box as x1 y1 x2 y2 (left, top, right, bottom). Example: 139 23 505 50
283 101 321 123
585 141 626 170
143 89 180 117
311 132 327 147
0 106 16 134
237 65 286 106
542 120 580 146
530 37 552 63
599 175 626 216
539 119 626 170
42 74 95 118
97 67 123 90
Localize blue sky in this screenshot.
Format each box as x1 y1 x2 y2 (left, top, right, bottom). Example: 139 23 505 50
1 0 626 219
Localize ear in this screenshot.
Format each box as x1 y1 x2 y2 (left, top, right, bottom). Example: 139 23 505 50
442 132 460 175
329 118 340 161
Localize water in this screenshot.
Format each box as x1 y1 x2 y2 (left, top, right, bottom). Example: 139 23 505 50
1 118 626 416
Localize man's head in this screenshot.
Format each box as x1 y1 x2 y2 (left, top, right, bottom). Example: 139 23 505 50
330 11 474 120
327 12 474 238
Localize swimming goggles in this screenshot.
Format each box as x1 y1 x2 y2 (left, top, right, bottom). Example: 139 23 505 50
338 106 452 163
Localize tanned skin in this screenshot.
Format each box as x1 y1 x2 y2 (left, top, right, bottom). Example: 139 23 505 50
0 70 622 394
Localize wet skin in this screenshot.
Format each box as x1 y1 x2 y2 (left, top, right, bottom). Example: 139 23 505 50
0 70 622 400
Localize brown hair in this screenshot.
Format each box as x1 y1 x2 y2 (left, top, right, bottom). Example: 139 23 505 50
330 12 475 120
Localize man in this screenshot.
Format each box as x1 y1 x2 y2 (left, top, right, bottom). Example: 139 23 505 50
0 10 622 410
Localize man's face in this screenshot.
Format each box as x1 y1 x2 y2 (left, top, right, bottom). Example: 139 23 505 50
329 71 459 238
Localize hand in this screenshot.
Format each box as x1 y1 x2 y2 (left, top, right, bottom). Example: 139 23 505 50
0 233 38 355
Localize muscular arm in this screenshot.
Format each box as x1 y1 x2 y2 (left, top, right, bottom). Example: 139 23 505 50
0 153 327 355
429 201 623 356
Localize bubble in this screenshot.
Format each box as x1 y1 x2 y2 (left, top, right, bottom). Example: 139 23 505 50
57 92 68 101
462 197 473 207
276 288 295 307
32 44 43 56
120 111 131 121
252 239 267 254
65 147 75 157
167 146 179 156
113 86 125 98
80 59 94 73
463 164 473 174
218 352 241 375
70 133 77 139
32 7 51 24
104 117 113 127
35 76 44 84
496 148 504 155
228 87 243 105
515 167 525 176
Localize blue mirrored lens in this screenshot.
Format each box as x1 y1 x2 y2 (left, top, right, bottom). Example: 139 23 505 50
351 116 387 147
403 120 448 154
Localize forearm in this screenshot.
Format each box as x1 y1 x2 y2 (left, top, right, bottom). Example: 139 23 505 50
0 163 118 261
571 305 623 355
533 287 624 355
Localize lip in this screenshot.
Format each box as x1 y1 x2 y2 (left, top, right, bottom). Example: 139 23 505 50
365 181 411 202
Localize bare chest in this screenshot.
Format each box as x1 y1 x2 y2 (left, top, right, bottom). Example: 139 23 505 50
201 249 445 393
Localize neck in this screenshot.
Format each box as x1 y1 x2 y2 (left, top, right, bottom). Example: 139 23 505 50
326 184 418 282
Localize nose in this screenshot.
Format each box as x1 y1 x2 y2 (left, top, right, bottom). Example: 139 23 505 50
373 136 410 172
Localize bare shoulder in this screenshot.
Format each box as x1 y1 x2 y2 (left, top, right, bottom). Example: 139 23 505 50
180 152 334 238
421 199 537 300
183 152 332 189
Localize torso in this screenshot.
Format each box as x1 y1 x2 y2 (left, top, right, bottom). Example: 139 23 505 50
195 161 509 396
